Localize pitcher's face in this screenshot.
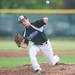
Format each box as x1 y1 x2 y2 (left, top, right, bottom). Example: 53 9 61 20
21 18 30 27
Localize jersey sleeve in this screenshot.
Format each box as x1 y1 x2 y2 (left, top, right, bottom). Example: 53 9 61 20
32 19 46 28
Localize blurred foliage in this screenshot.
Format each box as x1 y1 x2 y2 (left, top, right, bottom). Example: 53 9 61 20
0 0 75 9
0 0 71 9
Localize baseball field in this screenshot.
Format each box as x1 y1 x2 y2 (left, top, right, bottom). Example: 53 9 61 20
0 38 75 75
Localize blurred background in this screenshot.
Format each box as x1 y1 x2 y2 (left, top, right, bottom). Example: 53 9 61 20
0 0 75 9
0 0 75 37
0 0 75 50
0 0 75 68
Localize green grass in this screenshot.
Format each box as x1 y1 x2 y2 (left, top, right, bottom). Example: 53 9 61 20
0 56 75 68
0 40 27 51
0 38 75 51
51 39 75 50
60 56 75 63
0 57 29 68
0 56 46 68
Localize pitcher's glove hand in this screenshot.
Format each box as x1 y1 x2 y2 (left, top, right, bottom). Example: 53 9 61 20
15 33 29 47
14 33 24 47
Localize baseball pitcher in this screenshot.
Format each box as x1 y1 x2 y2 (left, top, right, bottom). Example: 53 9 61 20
15 15 60 74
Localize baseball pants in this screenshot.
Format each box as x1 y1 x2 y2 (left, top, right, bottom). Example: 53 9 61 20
29 40 60 71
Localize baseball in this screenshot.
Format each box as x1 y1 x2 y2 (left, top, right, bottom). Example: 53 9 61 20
46 0 50 4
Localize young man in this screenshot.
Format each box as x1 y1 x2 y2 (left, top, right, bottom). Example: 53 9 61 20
18 15 60 74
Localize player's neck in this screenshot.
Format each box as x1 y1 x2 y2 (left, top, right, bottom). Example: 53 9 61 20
25 25 31 29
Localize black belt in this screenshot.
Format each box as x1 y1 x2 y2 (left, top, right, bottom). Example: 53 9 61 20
34 41 47 45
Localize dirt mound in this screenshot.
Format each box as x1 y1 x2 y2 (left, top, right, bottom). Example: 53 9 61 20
0 63 75 75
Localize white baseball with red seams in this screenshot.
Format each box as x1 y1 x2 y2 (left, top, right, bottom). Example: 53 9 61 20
29 40 60 71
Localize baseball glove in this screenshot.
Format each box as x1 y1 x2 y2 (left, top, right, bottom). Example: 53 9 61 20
15 32 24 47
15 32 29 47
